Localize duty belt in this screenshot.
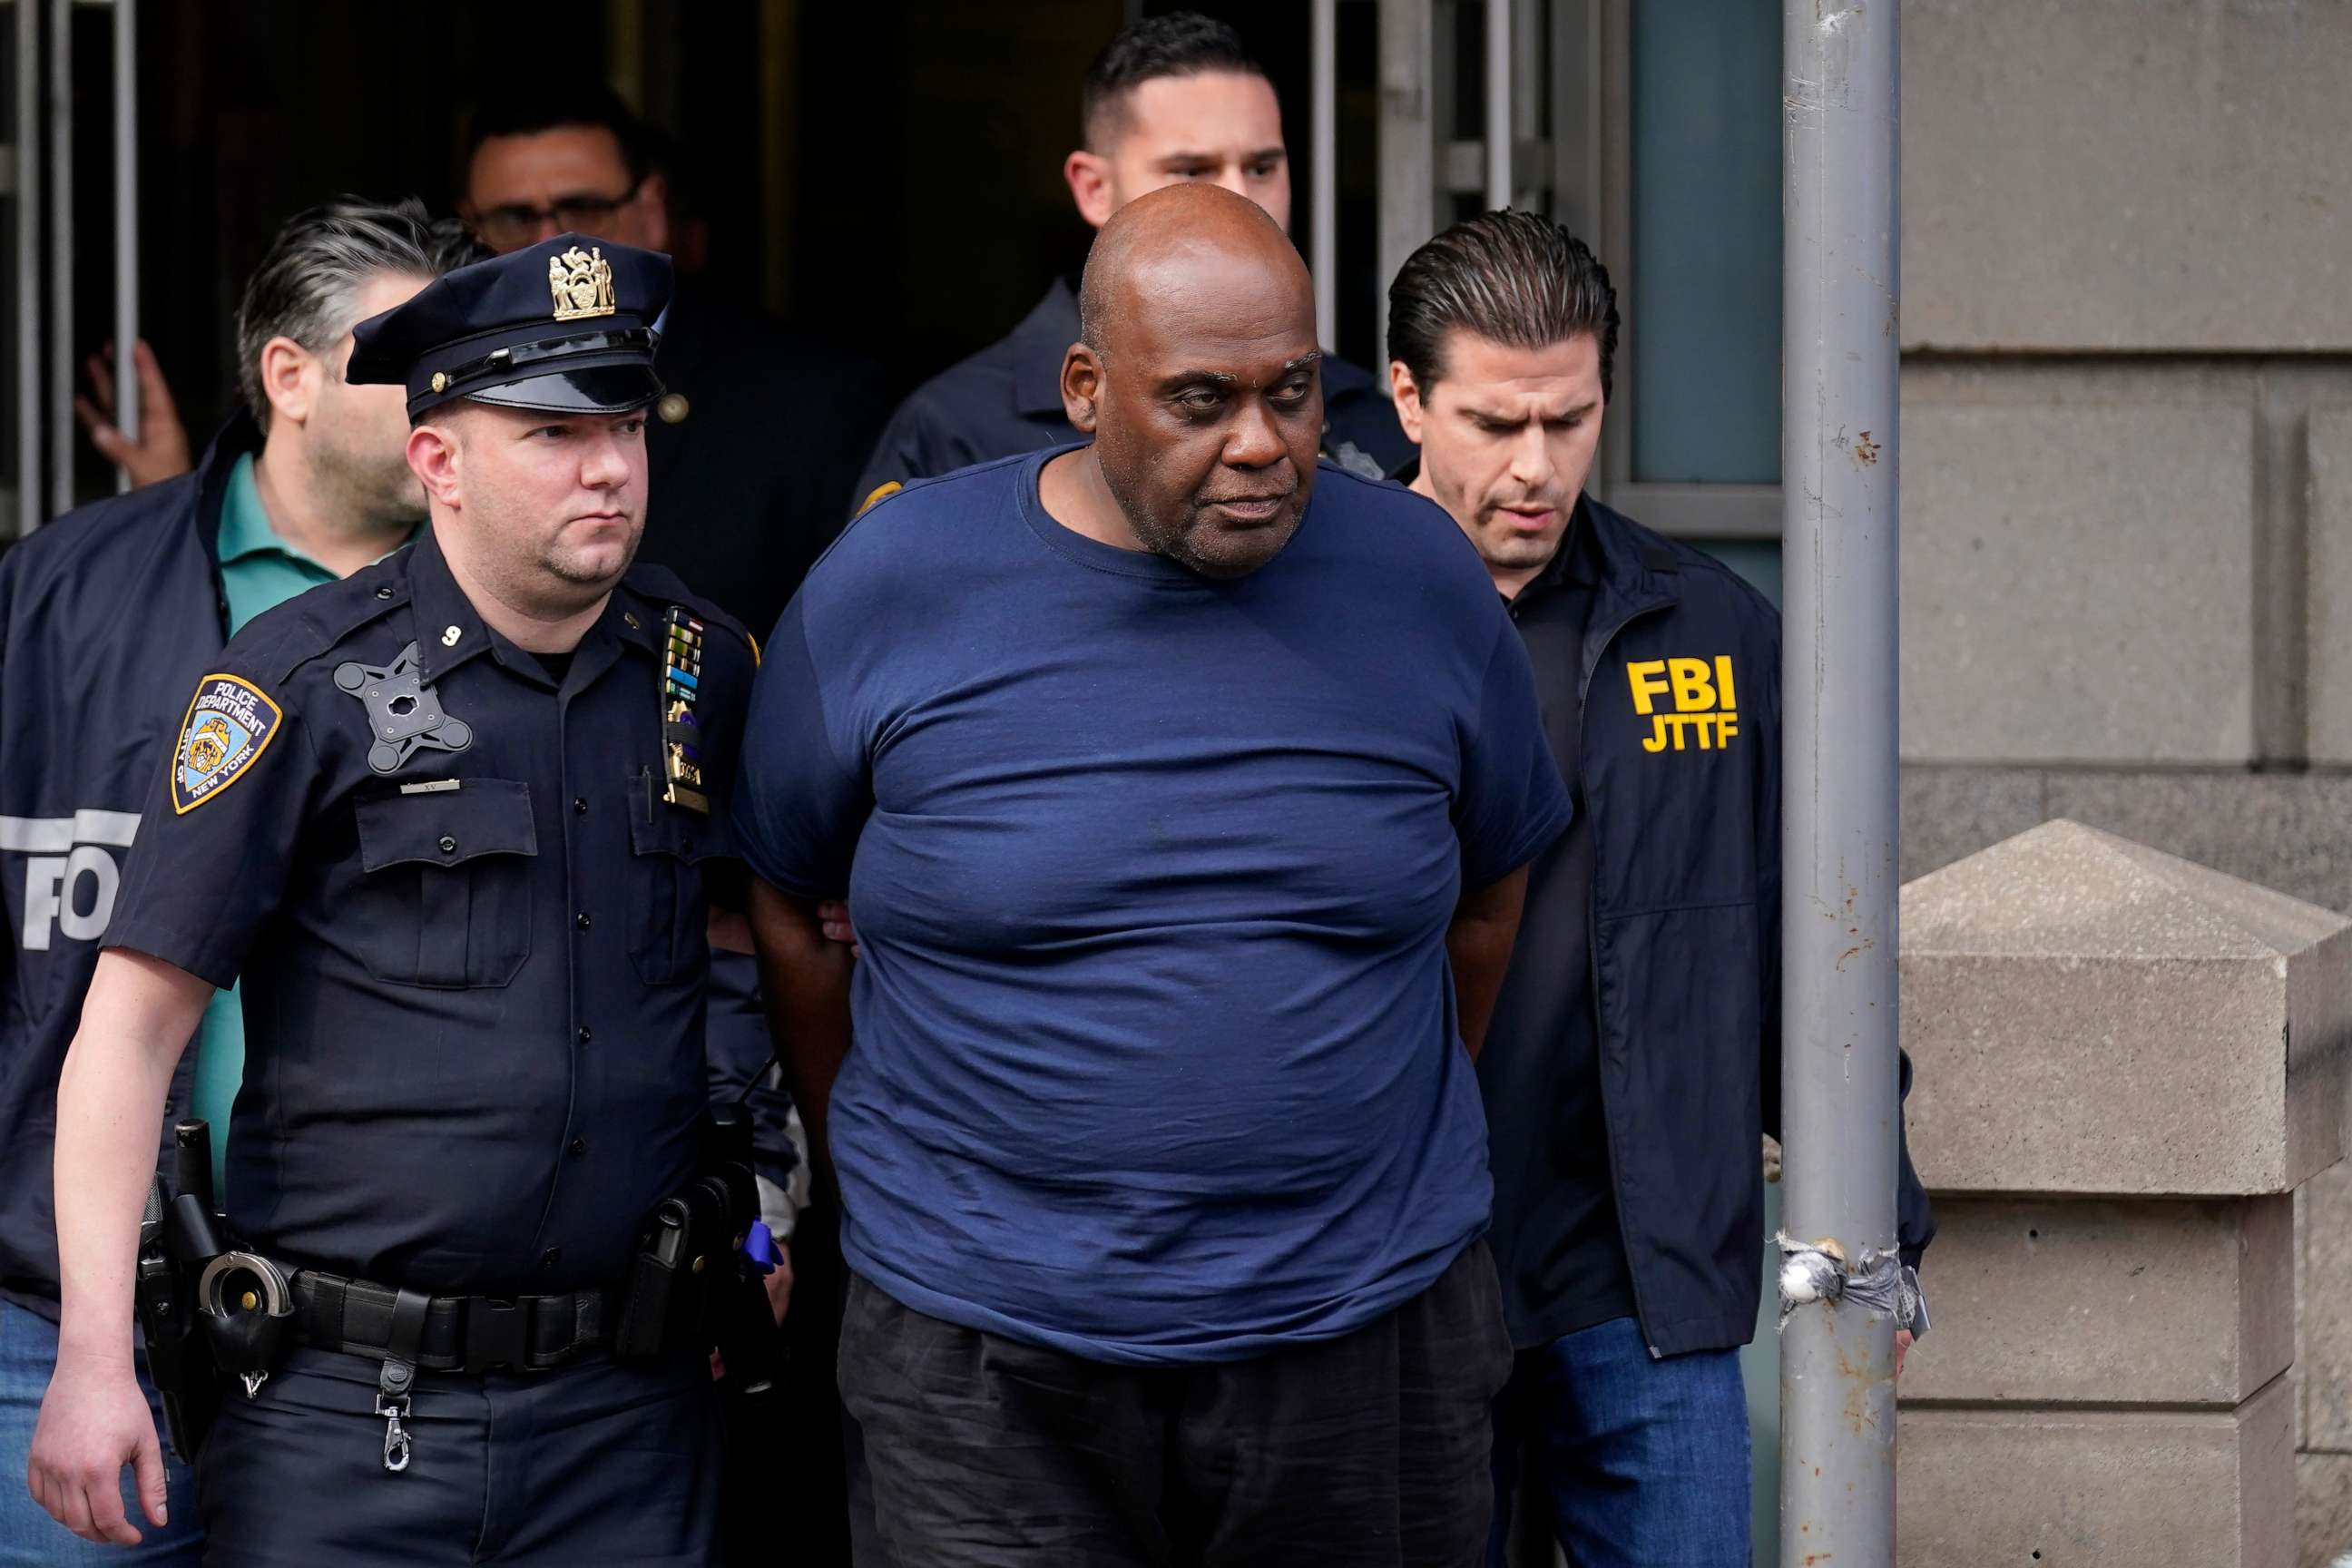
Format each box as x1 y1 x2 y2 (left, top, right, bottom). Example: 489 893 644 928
289 1269 612 1376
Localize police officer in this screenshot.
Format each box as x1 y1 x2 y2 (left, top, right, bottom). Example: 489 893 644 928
28 236 754 1566
852 11 1413 507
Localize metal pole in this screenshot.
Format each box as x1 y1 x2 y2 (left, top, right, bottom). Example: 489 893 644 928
1375 0 1434 365
1779 0 1902 1563
1484 0 1510 208
1309 0 1336 354
44 0 69 518
111 0 132 492
1510 0 1541 211
15 0 43 536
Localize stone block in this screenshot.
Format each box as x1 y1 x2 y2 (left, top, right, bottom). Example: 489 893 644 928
1901 822 2352 1194
1902 1194 2290 1407
1900 765 2045 884
2308 410 2352 767
1903 0 2352 351
2043 772 2352 920
1896 1375 2294 1568
1900 397 2254 764
2305 1163 2352 1451
2300 1453 2352 1568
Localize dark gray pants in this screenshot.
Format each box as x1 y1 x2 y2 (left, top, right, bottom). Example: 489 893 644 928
195 1344 720 1567
840 1241 1513 1568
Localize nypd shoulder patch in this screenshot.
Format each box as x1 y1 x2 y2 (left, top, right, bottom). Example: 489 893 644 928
171 674 284 815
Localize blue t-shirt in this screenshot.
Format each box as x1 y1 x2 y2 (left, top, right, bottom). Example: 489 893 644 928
731 447 1572 1364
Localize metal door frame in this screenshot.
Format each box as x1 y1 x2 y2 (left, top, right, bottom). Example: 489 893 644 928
7 0 137 539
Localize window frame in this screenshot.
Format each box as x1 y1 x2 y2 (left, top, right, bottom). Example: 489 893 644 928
1577 0 1784 541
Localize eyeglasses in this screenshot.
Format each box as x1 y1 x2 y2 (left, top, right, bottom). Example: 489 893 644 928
469 179 645 250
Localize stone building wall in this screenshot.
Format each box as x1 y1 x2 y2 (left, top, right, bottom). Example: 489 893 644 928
1899 0 2352 858
1896 6 2352 1561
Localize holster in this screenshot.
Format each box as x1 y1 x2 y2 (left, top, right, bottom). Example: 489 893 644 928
133 1122 228 1462
611 1108 771 1366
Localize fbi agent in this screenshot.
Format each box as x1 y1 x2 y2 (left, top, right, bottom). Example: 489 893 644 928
28 235 755 1566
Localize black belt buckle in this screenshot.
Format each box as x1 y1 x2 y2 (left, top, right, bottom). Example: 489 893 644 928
462 1296 528 1375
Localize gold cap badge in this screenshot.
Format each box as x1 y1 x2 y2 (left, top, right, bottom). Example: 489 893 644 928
548 245 616 322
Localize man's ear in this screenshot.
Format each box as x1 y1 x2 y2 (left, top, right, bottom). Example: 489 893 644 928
1063 150 1117 230
1389 360 1428 446
259 337 320 428
407 420 462 510
1060 345 1104 435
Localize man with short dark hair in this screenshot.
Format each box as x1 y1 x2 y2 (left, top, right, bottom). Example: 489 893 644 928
852 10 1409 505
458 87 670 256
740 182 1568 1567
0 197 473 1567
1386 209 1935 1567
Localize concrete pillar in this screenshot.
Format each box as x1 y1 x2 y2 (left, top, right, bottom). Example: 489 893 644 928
1896 820 2352 1568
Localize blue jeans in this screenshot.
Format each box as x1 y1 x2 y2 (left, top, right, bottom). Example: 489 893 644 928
1486 1316 1749 1568
0 1300 203 1565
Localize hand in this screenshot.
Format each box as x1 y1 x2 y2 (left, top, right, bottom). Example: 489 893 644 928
73 339 191 490
762 1248 794 1326
1895 1328 1913 1380
817 901 858 956
710 1253 796 1381
26 1348 169 1545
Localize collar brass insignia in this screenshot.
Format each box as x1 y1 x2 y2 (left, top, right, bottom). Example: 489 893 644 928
548 245 616 321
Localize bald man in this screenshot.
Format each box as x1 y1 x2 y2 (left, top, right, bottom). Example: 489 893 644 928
735 185 1569 1567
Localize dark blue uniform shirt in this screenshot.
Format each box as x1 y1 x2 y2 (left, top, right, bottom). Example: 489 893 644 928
104 525 756 1298
851 279 1415 505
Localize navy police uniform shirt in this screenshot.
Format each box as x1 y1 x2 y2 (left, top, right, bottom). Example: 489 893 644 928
850 279 1415 507
104 525 756 1298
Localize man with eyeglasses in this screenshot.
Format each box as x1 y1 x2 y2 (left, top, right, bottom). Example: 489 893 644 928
462 85 889 642
459 108 662 254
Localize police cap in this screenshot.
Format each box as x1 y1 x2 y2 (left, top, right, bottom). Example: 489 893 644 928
348 233 671 420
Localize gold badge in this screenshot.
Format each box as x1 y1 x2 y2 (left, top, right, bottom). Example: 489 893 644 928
548 245 616 322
